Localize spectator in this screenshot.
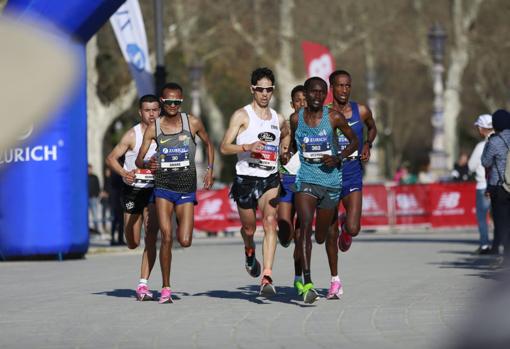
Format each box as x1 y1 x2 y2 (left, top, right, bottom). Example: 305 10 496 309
417 160 436 184
88 164 101 234
100 167 112 232
109 168 125 246
481 109 510 258
394 162 417 184
451 152 471 181
468 114 493 254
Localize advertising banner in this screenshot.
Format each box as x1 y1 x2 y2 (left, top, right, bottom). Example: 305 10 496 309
301 41 335 104
110 0 154 96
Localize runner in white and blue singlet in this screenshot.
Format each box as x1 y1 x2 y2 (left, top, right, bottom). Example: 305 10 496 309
324 70 377 300
287 77 358 303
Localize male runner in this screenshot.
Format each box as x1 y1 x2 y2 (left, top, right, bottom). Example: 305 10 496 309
325 70 377 300
288 77 358 303
277 85 307 294
220 67 289 297
105 94 160 301
136 83 214 304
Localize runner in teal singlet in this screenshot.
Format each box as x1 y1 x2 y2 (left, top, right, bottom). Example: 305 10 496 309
287 77 358 303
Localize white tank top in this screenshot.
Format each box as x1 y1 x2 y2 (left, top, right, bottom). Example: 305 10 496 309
123 123 157 188
235 104 280 177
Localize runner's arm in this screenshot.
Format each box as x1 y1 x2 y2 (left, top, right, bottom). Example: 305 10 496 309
220 109 265 154
105 130 136 184
360 104 377 162
190 115 215 189
135 123 157 170
278 114 291 164
332 110 359 161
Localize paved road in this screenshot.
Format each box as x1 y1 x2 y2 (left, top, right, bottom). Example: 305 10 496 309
0 230 504 349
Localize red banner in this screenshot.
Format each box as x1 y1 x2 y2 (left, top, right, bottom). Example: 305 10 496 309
301 41 335 104
194 183 478 232
428 183 477 227
360 184 390 226
394 184 430 226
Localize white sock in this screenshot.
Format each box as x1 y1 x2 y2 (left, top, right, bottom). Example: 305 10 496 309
331 275 340 282
138 278 148 285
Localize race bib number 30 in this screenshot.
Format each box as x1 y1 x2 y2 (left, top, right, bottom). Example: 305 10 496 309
160 147 190 171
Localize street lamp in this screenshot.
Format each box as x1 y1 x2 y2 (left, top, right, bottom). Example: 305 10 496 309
427 22 448 176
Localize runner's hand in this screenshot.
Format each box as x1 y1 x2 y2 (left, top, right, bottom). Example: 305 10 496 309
203 169 214 190
361 143 371 162
123 170 136 184
280 152 292 165
247 141 266 153
322 154 341 168
147 156 158 171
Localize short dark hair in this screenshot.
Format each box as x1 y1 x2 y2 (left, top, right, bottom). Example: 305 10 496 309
304 77 327 92
251 67 275 86
160 82 183 96
329 70 351 85
291 85 305 100
138 94 159 108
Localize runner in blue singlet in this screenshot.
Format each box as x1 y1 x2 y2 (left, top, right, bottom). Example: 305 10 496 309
287 77 358 303
324 70 377 300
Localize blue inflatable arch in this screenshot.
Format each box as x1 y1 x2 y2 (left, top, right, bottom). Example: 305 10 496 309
0 0 125 259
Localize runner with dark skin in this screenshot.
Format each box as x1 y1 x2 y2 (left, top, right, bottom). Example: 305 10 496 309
284 77 358 303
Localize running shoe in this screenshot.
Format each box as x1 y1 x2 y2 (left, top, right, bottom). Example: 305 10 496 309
338 214 352 252
302 282 319 304
158 287 173 304
294 279 304 296
136 284 154 301
259 275 277 297
278 230 291 248
245 248 261 278
326 280 344 300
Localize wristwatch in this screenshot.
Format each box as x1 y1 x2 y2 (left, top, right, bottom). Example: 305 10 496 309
365 141 373 149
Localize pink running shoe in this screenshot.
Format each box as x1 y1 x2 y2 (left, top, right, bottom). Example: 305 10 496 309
136 284 154 301
338 215 352 252
158 288 173 304
326 280 344 300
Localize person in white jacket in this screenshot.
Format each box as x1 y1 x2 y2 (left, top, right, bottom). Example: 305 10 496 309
468 114 493 254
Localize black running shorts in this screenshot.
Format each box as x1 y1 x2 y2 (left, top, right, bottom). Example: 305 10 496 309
121 184 154 214
230 173 280 210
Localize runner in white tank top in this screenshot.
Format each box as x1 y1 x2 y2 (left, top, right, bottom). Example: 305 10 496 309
123 123 157 188
220 67 290 297
235 104 280 177
105 94 161 302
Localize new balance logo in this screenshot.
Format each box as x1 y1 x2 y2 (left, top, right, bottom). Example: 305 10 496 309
396 194 419 210
436 192 460 209
198 198 222 215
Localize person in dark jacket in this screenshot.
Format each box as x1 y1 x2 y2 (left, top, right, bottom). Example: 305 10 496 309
88 164 101 234
481 109 510 258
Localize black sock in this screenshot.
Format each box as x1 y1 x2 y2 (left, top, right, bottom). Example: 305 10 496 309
303 270 312 284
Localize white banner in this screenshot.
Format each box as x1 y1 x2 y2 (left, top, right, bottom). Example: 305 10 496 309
110 0 154 96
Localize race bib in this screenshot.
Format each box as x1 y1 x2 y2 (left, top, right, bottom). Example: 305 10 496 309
301 136 331 163
160 146 190 171
248 144 278 171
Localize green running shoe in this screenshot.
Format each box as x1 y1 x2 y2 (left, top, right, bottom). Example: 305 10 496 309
294 279 304 296
302 282 318 304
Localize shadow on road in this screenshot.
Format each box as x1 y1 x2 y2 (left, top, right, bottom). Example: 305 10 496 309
431 250 503 279
193 285 320 307
92 288 189 301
